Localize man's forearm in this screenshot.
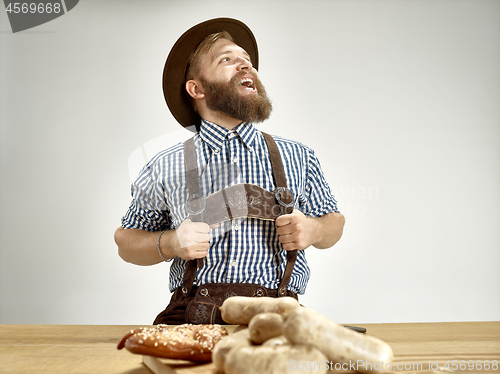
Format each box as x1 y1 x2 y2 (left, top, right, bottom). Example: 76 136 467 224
311 212 345 249
114 227 179 266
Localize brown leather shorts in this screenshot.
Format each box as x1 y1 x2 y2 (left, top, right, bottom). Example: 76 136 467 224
153 282 298 325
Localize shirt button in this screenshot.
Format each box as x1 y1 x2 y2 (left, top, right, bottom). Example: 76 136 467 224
214 149 220 154
231 261 237 267
233 225 240 231
232 158 238 163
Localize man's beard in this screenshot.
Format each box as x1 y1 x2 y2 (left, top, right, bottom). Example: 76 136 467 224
199 72 272 124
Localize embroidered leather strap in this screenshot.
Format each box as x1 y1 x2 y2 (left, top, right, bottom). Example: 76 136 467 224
184 134 294 223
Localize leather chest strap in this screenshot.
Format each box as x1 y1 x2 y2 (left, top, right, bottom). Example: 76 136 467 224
184 134 294 221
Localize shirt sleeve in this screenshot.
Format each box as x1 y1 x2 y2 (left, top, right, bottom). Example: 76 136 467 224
121 161 170 232
300 148 339 217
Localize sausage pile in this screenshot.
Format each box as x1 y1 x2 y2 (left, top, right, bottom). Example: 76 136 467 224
117 296 394 373
215 296 394 374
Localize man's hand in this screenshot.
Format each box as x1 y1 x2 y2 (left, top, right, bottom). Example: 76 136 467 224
275 210 316 251
275 210 345 251
174 219 218 260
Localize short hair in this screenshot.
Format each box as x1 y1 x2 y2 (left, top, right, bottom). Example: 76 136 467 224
185 31 234 81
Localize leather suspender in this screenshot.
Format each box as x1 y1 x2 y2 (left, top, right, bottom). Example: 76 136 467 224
180 132 297 297
262 133 297 296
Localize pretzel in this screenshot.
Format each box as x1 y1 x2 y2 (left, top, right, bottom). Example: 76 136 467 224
117 324 228 362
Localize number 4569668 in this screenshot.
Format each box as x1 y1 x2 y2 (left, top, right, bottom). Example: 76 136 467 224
5 3 62 14
444 360 498 371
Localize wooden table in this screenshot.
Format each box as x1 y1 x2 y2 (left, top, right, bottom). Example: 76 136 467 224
1 322 498 373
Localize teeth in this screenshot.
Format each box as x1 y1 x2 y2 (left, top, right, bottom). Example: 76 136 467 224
240 77 254 87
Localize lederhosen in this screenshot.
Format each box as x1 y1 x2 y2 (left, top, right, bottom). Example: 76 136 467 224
153 133 297 325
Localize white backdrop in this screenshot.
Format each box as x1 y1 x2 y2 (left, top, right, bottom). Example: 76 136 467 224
1 0 499 325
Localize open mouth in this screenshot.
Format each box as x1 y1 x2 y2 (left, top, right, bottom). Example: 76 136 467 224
239 76 257 93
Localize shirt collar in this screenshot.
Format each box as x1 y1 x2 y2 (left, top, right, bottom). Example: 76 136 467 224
199 119 257 151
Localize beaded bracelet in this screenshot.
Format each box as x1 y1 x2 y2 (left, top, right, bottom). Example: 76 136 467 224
157 230 172 262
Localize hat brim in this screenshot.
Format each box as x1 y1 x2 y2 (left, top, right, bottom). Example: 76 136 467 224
163 18 259 131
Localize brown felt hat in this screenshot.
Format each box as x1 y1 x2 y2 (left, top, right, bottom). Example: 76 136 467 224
162 18 259 131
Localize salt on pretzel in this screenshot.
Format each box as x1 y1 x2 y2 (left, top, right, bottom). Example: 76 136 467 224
117 324 228 363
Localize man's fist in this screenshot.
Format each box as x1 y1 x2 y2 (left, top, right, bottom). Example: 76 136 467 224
275 210 317 251
175 219 217 260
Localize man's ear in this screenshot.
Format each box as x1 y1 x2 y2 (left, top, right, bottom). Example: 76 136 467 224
185 79 205 100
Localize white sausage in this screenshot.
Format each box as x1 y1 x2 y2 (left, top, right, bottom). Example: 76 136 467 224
262 335 289 347
248 312 284 344
211 328 251 371
283 307 394 374
220 296 300 325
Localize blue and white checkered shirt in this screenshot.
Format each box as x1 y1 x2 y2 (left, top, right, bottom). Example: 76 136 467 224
122 120 338 295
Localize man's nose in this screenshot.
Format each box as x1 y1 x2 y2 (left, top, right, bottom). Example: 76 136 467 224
236 56 252 71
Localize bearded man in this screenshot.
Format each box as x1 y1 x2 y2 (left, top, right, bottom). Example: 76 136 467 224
114 18 345 324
